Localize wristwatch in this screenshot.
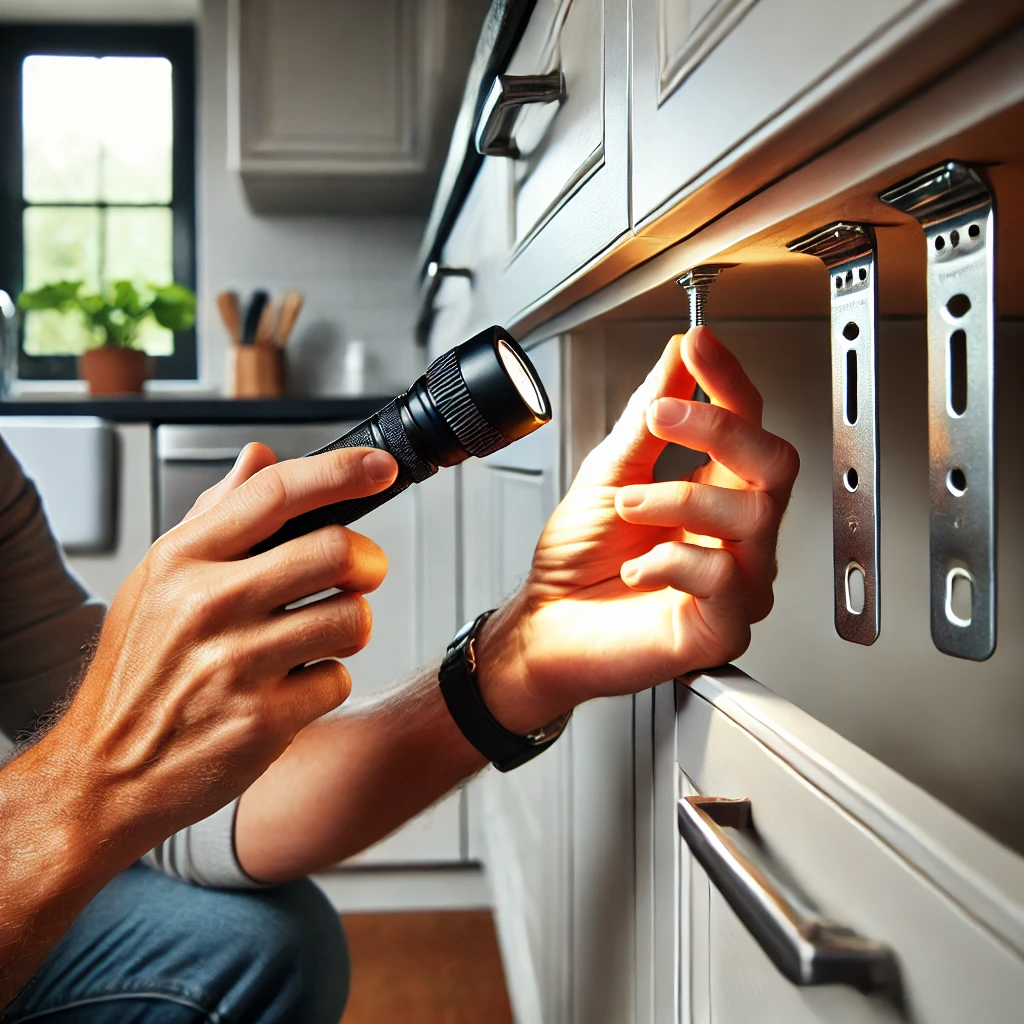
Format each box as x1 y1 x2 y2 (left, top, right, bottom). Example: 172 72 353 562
438 609 571 773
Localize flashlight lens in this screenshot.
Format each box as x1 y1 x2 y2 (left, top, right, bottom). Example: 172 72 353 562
498 338 545 416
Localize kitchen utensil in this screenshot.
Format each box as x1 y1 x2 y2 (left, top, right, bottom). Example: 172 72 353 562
254 299 277 347
275 289 304 348
241 290 269 347
216 291 242 347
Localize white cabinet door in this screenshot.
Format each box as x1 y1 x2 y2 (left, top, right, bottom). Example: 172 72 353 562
475 0 630 325
631 0 949 229
226 0 481 213
345 468 464 865
461 338 574 1023
666 670 1024 1024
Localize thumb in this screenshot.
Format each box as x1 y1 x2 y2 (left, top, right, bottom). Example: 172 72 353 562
575 334 695 487
181 442 278 523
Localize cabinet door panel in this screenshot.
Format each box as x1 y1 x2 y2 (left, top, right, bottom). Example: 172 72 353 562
346 469 463 865
512 0 605 253
498 0 629 322
632 0 926 227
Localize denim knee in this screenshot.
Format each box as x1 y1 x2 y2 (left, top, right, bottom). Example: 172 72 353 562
217 877 350 1024
0 865 349 1024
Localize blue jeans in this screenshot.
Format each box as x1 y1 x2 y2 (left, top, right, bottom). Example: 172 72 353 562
0 864 349 1024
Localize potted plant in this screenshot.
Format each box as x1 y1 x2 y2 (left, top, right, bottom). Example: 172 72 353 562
17 280 196 395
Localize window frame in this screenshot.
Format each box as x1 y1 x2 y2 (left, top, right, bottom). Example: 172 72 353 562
0 23 197 381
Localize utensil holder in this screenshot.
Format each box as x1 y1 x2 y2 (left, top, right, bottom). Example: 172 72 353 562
225 345 285 398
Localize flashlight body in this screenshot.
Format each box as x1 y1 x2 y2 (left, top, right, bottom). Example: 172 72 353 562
253 392 440 552
250 326 550 555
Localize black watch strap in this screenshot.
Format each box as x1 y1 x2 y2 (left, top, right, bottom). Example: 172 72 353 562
438 609 571 773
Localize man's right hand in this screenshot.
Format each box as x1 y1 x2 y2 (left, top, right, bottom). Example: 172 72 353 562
48 443 397 857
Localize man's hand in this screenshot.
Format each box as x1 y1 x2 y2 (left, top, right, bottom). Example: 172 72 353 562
477 327 799 732
46 443 398 853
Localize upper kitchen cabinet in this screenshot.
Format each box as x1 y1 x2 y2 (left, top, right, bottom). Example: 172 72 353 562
486 0 629 320
227 0 488 214
631 0 1024 238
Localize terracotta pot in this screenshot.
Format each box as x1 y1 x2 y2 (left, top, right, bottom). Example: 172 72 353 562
79 346 148 395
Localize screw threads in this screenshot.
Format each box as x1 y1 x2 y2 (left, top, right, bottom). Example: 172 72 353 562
687 285 710 327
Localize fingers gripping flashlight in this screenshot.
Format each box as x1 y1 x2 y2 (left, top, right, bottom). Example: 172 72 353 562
253 327 551 553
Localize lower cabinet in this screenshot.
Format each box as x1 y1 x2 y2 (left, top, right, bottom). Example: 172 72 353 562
635 669 1024 1024
462 337 573 1022
346 467 464 865
461 334 638 1022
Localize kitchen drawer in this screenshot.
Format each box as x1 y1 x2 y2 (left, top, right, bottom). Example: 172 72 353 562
666 669 1024 1023
631 0 960 229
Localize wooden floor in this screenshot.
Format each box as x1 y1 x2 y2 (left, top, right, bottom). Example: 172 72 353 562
340 910 514 1024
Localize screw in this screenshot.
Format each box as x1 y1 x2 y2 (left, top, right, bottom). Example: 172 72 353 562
675 264 735 329
676 264 735 406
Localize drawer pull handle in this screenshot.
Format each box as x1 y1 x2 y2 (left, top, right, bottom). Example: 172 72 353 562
677 796 898 992
415 262 473 347
475 72 565 158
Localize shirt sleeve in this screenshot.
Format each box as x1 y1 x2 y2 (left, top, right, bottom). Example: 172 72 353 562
144 798 265 889
0 437 105 739
1 437 261 890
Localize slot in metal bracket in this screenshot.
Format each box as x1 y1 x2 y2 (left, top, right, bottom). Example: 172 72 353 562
880 163 996 661
789 223 880 646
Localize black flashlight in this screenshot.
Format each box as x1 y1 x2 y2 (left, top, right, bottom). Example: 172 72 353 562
253 326 550 553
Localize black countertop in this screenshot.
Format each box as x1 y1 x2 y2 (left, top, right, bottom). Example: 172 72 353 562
0 395 393 424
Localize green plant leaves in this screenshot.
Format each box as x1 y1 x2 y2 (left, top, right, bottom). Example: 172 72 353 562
15 278 196 349
149 283 196 332
17 280 83 311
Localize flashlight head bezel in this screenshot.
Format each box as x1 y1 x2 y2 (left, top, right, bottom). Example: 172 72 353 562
455 326 552 444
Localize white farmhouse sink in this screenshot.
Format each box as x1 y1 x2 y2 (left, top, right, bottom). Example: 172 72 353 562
0 416 114 552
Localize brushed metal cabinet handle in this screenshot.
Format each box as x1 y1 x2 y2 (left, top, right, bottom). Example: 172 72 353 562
415 262 473 348
474 71 565 158
677 795 898 992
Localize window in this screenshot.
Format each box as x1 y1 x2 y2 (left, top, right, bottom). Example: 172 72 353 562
0 25 196 380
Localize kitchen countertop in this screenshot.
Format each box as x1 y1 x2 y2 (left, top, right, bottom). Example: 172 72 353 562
0 395 393 424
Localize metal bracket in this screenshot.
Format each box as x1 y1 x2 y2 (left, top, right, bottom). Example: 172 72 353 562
789 224 880 646
880 163 996 661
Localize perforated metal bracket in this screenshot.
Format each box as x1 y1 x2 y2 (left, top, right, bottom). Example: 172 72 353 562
789 224 880 646
880 163 996 661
